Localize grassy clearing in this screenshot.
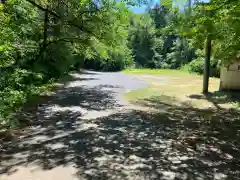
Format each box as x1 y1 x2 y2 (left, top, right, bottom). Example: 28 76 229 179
123 68 198 76
124 69 240 109
123 69 240 173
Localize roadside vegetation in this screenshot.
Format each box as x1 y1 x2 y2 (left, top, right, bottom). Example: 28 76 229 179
0 0 132 128
123 68 197 76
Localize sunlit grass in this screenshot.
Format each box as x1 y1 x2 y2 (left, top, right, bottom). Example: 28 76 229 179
123 68 198 76
123 69 240 109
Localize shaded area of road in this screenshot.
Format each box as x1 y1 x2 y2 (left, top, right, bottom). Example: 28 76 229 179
0 70 148 180
1 71 240 180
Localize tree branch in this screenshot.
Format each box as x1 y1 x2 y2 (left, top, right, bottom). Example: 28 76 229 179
25 0 99 38
33 37 90 63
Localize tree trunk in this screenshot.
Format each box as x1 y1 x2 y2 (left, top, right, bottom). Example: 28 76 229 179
43 8 49 49
40 6 49 63
203 36 212 94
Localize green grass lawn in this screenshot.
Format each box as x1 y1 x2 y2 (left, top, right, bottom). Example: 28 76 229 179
123 68 198 76
123 68 240 109
122 69 240 169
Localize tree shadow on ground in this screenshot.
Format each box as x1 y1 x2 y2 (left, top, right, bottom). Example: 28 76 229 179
1 92 240 179
14 72 119 127
189 91 240 109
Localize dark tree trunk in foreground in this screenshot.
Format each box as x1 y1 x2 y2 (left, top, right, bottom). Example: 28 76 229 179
203 36 212 94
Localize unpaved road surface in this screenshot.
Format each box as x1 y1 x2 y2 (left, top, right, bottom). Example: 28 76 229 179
1 71 238 180
1 71 150 180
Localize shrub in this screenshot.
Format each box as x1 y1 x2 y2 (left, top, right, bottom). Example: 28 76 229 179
187 58 205 74
84 48 134 71
185 57 220 77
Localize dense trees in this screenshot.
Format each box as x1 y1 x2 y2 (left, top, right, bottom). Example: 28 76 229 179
0 0 132 127
129 0 239 72
164 0 239 92
128 3 196 69
128 14 155 67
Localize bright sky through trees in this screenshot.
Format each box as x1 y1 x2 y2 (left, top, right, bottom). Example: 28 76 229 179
130 0 210 13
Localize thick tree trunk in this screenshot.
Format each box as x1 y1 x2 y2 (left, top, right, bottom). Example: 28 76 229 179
203 36 212 94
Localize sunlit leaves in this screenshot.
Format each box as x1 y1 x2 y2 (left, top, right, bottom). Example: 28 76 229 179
161 0 173 8
161 0 189 9
166 0 240 64
0 0 133 126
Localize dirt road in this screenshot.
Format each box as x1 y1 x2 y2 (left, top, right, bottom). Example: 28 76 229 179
0 71 236 180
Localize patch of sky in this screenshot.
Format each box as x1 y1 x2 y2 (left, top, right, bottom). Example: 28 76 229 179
129 0 210 14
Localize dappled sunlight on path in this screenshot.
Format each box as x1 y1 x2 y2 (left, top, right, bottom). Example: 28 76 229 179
1 71 240 180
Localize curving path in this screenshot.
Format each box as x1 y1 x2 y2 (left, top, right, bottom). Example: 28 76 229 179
1 71 239 180
1 71 150 180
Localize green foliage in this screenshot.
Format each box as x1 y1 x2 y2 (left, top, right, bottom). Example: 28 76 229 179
0 0 133 127
128 14 155 68
186 58 204 74
144 0 239 74
185 57 220 77
165 38 195 69
149 4 169 30
128 4 195 69
84 46 133 71
168 0 240 65
1 0 239 128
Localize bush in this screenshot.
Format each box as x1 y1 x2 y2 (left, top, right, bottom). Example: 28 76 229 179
187 58 205 74
84 58 130 71
84 48 134 71
185 57 220 77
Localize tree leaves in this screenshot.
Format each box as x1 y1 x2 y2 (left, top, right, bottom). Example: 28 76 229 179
0 0 133 126
166 0 240 65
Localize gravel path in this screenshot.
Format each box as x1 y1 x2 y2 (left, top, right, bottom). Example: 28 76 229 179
1 71 151 180
66 71 148 106
1 71 237 180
